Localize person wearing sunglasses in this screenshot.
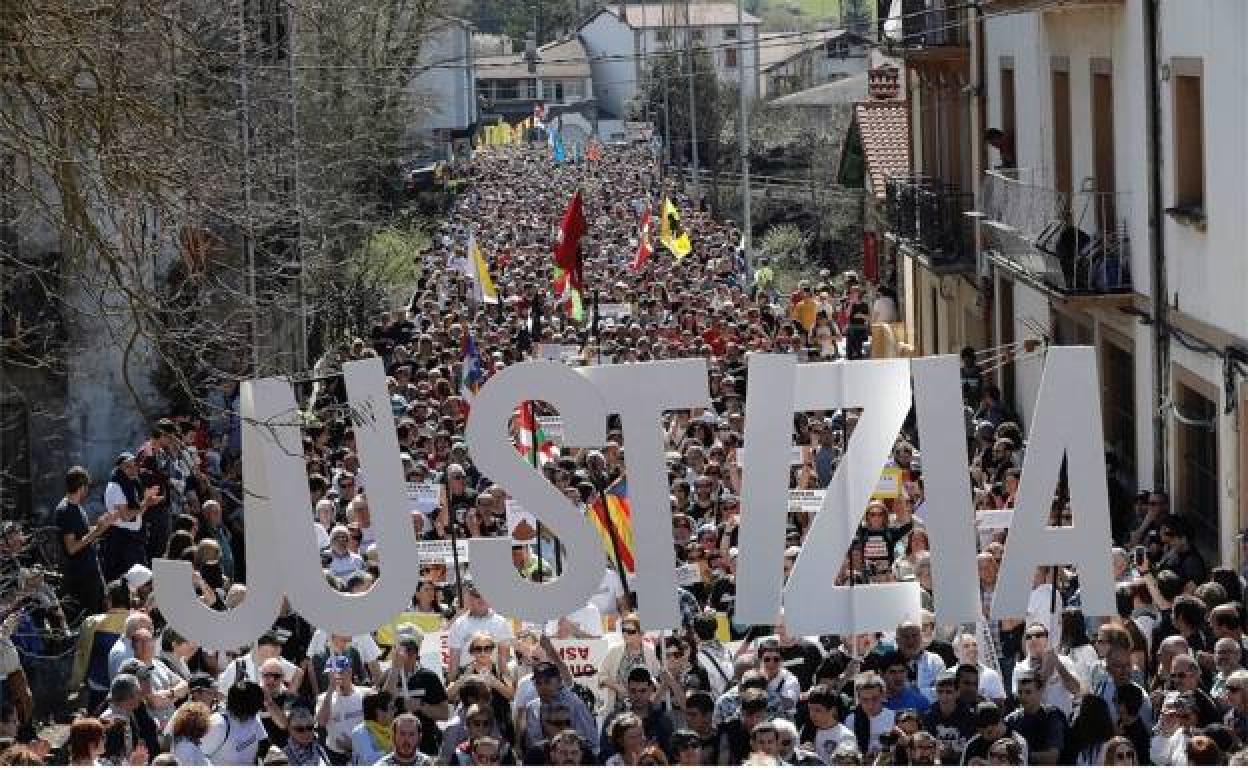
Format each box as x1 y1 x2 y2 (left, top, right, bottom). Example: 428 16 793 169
280 707 330 766
1009 622 1082 718
754 639 801 720
598 614 661 716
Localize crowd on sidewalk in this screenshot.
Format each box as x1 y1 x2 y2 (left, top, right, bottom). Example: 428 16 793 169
0 142 1244 767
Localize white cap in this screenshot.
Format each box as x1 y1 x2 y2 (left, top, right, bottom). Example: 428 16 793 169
124 564 153 589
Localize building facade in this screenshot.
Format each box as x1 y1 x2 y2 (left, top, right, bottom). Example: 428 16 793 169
407 17 478 155
578 3 761 120
759 30 871 101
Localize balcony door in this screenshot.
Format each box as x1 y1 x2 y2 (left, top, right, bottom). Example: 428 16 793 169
1051 60 1073 200
1091 60 1116 232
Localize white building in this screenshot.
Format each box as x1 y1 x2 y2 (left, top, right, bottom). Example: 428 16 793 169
975 0 1247 564
578 3 761 120
407 16 478 155
758 29 872 101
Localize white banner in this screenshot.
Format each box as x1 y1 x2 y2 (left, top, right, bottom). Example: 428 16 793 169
788 488 825 513
418 630 450 682
414 539 470 565
550 637 611 711
536 415 564 443
598 303 633 322
406 482 440 513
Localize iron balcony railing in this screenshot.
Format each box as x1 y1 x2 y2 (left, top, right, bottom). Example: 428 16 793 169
979 170 1132 295
885 175 975 266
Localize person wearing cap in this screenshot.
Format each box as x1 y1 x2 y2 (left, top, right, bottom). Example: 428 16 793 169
521 660 598 757
315 653 370 763
101 451 161 583
960 701 1027 765
379 624 448 755
187 674 219 709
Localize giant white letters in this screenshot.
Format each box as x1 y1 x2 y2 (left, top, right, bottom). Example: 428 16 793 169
152 350 1116 648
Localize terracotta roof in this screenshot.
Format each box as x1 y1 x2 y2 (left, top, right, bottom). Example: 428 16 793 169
476 37 591 81
600 3 761 28
855 100 910 199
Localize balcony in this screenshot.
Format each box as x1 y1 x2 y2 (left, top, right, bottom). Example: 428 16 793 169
977 170 1132 297
890 0 969 63
885 175 975 271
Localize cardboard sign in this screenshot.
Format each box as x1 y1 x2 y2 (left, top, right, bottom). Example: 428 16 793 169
550 637 610 709
536 416 564 443
537 343 581 364
414 539 470 566
406 482 440 513
872 467 904 499
675 563 702 587
506 500 538 545
418 631 450 681
598 303 633 322
788 489 825 513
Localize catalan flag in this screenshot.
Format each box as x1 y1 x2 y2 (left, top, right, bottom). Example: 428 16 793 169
590 477 634 572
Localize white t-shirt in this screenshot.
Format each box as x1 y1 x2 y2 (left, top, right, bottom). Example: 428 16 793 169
203 712 268 766
318 687 368 754
328 551 366 579
1011 654 1077 716
544 603 604 638
315 522 330 552
814 724 857 763
103 482 143 531
172 737 211 766
447 612 514 655
587 569 625 618
307 630 382 665
978 665 1007 700
845 708 896 754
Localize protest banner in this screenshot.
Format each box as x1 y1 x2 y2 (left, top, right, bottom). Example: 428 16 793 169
550 637 611 709
787 489 825 513
418 631 450 682
536 415 564 443
375 611 446 646
406 481 440 513
872 467 904 499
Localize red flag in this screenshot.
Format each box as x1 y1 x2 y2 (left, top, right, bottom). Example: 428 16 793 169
553 190 586 291
631 206 653 272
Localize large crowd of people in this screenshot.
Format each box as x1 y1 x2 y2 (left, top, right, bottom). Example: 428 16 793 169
0 140 1245 766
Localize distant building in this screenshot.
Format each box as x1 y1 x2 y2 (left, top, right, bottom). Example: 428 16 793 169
758 29 871 100
578 3 761 121
407 16 478 158
474 35 597 141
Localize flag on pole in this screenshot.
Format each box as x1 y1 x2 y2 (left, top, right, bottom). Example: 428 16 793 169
590 477 635 572
468 235 499 304
631 205 654 272
552 191 586 321
659 198 692 260
514 402 559 466
460 332 485 401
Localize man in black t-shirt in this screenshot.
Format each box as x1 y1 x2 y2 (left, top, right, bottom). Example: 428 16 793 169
921 671 974 766
56 466 119 616
1003 672 1065 764
380 625 450 756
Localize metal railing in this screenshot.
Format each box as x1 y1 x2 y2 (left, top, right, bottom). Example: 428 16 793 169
885 175 975 265
979 170 1132 294
897 0 969 47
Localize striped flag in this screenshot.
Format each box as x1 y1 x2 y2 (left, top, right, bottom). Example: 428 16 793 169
514 402 559 466
590 477 634 572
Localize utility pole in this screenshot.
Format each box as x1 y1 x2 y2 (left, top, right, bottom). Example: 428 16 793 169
238 0 259 375
661 2 673 172
737 0 752 272
684 0 701 201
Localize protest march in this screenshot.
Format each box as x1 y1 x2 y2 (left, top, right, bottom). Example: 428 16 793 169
1 138 1245 769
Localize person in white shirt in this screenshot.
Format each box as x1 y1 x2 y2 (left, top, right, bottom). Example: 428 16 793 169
216 630 301 694
844 672 896 756
203 680 269 766
807 684 856 763
755 640 801 719
1010 621 1083 717
316 655 370 762
952 633 1007 703
102 453 161 582
326 525 365 579
447 584 514 678
107 612 154 682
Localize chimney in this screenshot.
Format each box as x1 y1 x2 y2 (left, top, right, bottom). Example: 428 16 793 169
868 64 900 100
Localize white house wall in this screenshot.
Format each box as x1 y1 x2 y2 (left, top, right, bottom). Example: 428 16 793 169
580 14 639 119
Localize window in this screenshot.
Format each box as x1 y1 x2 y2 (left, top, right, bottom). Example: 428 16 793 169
563 79 584 100
1051 61 1072 198
1000 62 1016 165
245 0 288 63
724 28 738 40
690 29 705 43
1090 61 1116 230
496 80 519 100
1174 374 1218 561
551 80 564 102
724 47 737 68
655 28 671 44
525 79 537 100
1171 59 1205 214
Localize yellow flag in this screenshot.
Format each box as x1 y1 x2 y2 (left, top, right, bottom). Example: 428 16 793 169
659 198 692 260
470 235 498 304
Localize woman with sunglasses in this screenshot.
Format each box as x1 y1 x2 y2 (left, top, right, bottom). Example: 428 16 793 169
448 632 515 742
599 613 662 716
